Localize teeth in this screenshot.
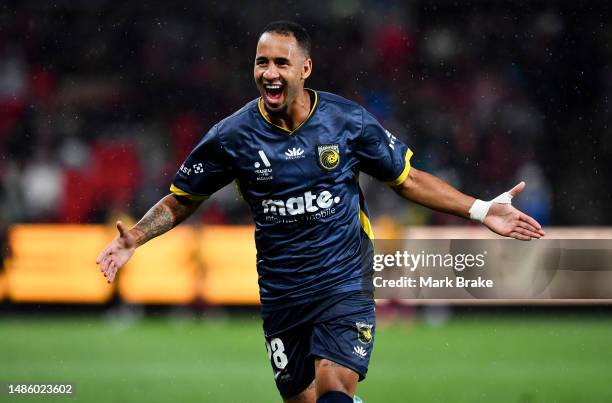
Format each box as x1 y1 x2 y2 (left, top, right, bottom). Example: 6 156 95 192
265 84 282 90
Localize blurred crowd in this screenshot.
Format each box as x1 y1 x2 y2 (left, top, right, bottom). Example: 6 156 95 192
1 1 610 227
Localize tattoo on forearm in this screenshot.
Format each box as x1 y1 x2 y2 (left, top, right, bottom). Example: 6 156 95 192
133 202 175 246
130 194 200 247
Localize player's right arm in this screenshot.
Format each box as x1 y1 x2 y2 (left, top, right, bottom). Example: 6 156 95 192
97 120 234 283
96 194 203 283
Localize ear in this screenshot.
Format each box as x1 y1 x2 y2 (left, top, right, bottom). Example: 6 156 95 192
302 57 312 80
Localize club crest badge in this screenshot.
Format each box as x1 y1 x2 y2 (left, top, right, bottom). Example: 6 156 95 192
317 144 340 170
356 322 373 344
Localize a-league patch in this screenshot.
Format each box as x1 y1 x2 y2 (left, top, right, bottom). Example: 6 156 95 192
317 144 340 170
356 322 373 344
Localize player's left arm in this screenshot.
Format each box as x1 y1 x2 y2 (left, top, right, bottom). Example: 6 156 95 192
392 167 545 240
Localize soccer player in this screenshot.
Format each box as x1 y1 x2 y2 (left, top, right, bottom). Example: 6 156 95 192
96 21 545 403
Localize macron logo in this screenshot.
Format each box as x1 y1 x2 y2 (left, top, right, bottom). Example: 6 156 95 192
285 147 304 160
353 345 368 358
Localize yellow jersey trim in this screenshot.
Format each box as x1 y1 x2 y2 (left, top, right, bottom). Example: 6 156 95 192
169 183 209 201
359 208 374 240
257 89 318 135
386 148 414 186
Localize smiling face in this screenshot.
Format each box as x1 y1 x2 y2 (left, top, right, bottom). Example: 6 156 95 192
254 32 312 115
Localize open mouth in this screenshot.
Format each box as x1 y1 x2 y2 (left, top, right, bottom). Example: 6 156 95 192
264 83 284 106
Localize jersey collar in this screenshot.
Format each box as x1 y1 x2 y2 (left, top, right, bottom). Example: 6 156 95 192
257 89 318 135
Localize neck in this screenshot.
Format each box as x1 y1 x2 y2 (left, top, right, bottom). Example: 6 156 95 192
264 89 311 132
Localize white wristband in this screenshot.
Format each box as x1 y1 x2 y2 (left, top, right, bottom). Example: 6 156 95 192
469 199 491 223
469 191 513 223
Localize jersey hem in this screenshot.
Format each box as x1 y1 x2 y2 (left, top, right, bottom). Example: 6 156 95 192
260 283 364 314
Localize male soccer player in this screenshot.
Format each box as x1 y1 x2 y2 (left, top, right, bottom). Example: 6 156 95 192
96 21 545 403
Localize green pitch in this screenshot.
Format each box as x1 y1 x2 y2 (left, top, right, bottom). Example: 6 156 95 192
1 312 611 402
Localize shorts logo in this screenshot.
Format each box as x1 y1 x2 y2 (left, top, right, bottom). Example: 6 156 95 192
353 345 368 359
356 322 373 344
317 144 340 170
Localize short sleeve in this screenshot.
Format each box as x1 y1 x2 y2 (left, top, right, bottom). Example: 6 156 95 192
354 109 413 185
170 125 235 199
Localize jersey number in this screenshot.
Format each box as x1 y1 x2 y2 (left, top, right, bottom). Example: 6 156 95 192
265 338 288 370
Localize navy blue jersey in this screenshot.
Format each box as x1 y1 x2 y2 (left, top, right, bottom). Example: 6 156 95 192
171 90 412 311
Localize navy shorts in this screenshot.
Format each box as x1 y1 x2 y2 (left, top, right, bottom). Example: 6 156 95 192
262 291 376 399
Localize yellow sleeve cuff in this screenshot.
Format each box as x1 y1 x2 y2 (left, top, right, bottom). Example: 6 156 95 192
170 183 209 201
386 148 413 186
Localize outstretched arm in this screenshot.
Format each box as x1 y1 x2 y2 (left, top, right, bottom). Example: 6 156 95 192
392 167 545 240
96 194 203 283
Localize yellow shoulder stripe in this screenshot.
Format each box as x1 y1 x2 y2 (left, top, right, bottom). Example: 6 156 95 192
386 148 414 186
170 183 209 201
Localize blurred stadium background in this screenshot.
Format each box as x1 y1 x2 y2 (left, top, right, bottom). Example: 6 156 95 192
1 1 611 402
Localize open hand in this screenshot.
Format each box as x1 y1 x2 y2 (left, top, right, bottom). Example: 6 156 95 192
96 221 137 283
483 182 546 241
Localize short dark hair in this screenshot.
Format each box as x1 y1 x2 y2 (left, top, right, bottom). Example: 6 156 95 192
260 20 312 57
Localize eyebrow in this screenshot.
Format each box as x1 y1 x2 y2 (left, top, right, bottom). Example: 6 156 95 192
255 56 290 64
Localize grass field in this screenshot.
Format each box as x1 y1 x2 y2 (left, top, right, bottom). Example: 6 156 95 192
1 312 611 402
